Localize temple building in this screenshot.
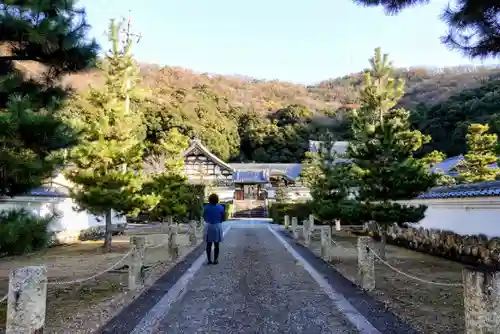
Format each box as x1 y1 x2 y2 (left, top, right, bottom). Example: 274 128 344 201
181 139 349 217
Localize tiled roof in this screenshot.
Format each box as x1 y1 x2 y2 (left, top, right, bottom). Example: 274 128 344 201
25 186 70 198
232 170 269 183
417 180 500 199
230 163 303 181
431 155 499 176
309 141 349 155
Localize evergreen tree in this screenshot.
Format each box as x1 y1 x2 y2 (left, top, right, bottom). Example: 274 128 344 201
348 48 437 258
275 180 289 203
300 151 323 189
352 0 500 59
0 0 98 196
421 150 456 185
456 123 500 183
142 128 192 223
308 138 359 231
66 19 157 251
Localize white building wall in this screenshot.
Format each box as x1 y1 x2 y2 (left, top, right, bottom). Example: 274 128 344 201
211 187 234 202
0 197 126 236
267 187 311 202
400 197 500 238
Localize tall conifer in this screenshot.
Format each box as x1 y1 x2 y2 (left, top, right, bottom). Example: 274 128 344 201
348 48 437 258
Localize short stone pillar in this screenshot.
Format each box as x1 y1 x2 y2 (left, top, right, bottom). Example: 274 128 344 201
6 266 47 334
168 225 179 261
303 220 310 246
284 215 290 229
128 235 146 290
335 219 341 231
357 236 375 291
188 220 197 246
160 216 173 233
320 227 332 261
292 217 299 239
309 214 315 230
463 267 500 333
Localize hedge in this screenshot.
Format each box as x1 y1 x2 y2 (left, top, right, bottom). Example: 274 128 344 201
268 202 312 225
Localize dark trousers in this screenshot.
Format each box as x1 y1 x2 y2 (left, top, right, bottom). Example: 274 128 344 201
206 242 220 262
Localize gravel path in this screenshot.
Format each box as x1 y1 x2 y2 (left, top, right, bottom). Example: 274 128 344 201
155 224 359 333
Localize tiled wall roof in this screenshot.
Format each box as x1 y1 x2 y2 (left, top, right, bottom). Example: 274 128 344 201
417 180 500 199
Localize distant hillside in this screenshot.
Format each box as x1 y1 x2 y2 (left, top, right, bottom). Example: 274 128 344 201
59 63 500 114
16 59 500 162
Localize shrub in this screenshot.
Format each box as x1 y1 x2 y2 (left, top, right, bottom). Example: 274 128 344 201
185 184 205 220
269 202 312 225
0 209 54 256
222 202 233 221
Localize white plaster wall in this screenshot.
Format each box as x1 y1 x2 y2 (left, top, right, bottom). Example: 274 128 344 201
394 196 500 238
267 187 311 201
0 197 126 233
212 187 234 202
409 205 500 238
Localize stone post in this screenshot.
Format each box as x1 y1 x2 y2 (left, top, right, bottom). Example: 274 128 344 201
463 267 500 333
320 227 332 261
128 235 146 290
357 236 375 291
335 219 341 231
309 214 315 230
188 220 198 246
292 217 299 239
284 215 290 229
168 225 179 261
303 219 311 247
6 266 47 334
160 216 172 233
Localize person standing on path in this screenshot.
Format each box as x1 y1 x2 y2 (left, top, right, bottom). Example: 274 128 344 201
203 193 225 264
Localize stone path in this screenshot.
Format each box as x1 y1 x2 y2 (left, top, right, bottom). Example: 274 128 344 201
100 220 417 334
156 224 358 333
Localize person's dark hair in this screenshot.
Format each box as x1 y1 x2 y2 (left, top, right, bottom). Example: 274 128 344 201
208 193 219 205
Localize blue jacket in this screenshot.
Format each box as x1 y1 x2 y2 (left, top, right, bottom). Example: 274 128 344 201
203 204 224 224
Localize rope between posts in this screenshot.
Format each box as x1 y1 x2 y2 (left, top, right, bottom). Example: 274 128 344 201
147 239 170 249
326 235 464 287
0 293 7 303
47 249 133 286
366 245 464 287
3 227 197 289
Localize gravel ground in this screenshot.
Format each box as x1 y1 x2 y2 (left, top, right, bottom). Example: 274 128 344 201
307 231 464 334
155 225 359 333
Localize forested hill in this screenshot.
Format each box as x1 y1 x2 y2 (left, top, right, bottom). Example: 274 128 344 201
61 63 500 163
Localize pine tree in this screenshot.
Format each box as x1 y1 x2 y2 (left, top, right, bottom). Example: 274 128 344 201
300 151 323 189
66 19 157 251
348 48 437 258
352 0 500 59
142 128 192 223
456 123 500 183
0 0 98 196
421 150 456 185
275 180 289 203
306 134 366 232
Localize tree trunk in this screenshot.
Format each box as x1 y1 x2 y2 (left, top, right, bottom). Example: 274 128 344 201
378 225 387 260
103 210 113 252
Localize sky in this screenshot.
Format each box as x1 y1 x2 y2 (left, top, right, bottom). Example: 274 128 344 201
80 0 496 85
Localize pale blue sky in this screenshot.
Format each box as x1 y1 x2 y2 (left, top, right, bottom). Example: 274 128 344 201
80 0 495 84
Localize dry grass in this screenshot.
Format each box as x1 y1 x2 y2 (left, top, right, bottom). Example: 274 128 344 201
0 226 203 333
307 230 464 334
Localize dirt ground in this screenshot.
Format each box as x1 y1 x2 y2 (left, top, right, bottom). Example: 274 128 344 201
307 230 465 334
0 226 203 333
